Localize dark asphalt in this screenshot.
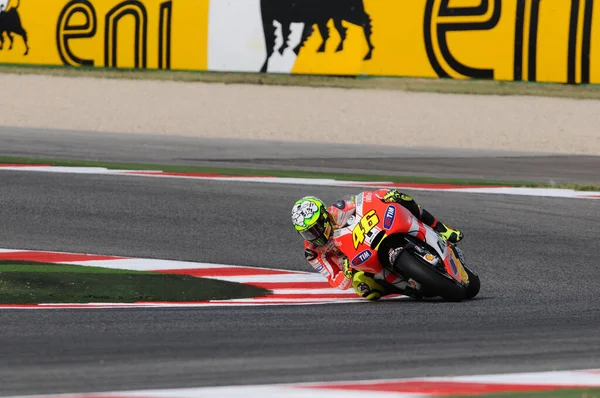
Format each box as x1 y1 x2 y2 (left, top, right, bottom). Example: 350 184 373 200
2 126 600 184
0 170 599 396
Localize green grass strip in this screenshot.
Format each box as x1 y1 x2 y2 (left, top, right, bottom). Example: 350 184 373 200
447 387 600 398
1 64 600 100
1 155 599 192
0 261 270 304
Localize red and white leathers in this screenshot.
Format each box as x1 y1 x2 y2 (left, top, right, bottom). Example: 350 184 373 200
303 189 409 293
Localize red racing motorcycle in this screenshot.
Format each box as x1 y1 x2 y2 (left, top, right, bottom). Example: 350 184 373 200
333 191 480 301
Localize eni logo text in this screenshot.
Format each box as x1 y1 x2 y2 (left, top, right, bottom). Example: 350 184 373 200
56 0 172 69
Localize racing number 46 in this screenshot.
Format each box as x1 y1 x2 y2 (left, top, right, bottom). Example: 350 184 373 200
352 210 379 249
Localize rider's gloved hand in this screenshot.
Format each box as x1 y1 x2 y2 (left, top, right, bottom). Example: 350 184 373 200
342 257 353 279
352 271 385 301
383 189 411 203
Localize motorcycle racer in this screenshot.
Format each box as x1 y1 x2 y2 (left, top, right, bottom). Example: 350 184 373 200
291 189 463 301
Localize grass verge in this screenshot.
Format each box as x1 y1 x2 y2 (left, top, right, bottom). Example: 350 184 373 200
0 261 270 304
0 64 599 100
1 156 599 192
448 387 600 398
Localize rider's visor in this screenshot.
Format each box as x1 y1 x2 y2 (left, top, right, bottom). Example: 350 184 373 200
299 220 331 245
299 225 324 242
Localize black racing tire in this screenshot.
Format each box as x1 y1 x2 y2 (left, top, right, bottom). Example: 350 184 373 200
464 265 480 299
394 250 466 302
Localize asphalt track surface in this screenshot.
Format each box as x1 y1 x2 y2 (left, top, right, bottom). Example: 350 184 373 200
3 126 600 184
1 170 600 397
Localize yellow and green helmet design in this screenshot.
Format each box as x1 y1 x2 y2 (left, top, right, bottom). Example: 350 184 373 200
291 196 332 246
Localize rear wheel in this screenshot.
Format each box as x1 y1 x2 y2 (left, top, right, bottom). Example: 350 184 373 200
394 250 466 302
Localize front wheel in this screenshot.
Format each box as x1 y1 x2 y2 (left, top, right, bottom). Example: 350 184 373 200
464 265 480 299
394 250 466 302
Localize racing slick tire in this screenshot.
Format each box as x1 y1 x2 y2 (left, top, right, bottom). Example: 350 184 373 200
393 250 466 302
464 265 480 299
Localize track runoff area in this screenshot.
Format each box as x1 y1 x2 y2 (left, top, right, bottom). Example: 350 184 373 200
2 164 600 397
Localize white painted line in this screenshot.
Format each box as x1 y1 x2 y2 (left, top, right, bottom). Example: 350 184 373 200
58 259 310 274
4 385 423 398
204 274 332 283
0 300 366 309
103 385 424 398
62 259 257 271
429 370 600 386
267 289 357 295
0 166 141 174
0 249 26 253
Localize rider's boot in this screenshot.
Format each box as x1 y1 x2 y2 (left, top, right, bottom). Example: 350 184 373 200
352 271 385 301
433 222 464 243
419 205 464 243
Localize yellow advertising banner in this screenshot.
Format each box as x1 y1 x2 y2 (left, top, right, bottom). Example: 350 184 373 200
0 0 209 71
289 0 599 84
0 0 597 84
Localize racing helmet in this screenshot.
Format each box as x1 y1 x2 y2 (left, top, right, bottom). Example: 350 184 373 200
291 196 333 246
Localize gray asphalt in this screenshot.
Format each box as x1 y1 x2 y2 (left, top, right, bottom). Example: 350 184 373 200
1 170 599 396
2 126 600 184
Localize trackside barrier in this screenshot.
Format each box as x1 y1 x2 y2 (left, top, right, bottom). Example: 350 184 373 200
0 0 597 84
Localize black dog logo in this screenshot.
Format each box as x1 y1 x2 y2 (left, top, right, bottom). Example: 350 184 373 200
259 0 374 73
0 0 29 55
